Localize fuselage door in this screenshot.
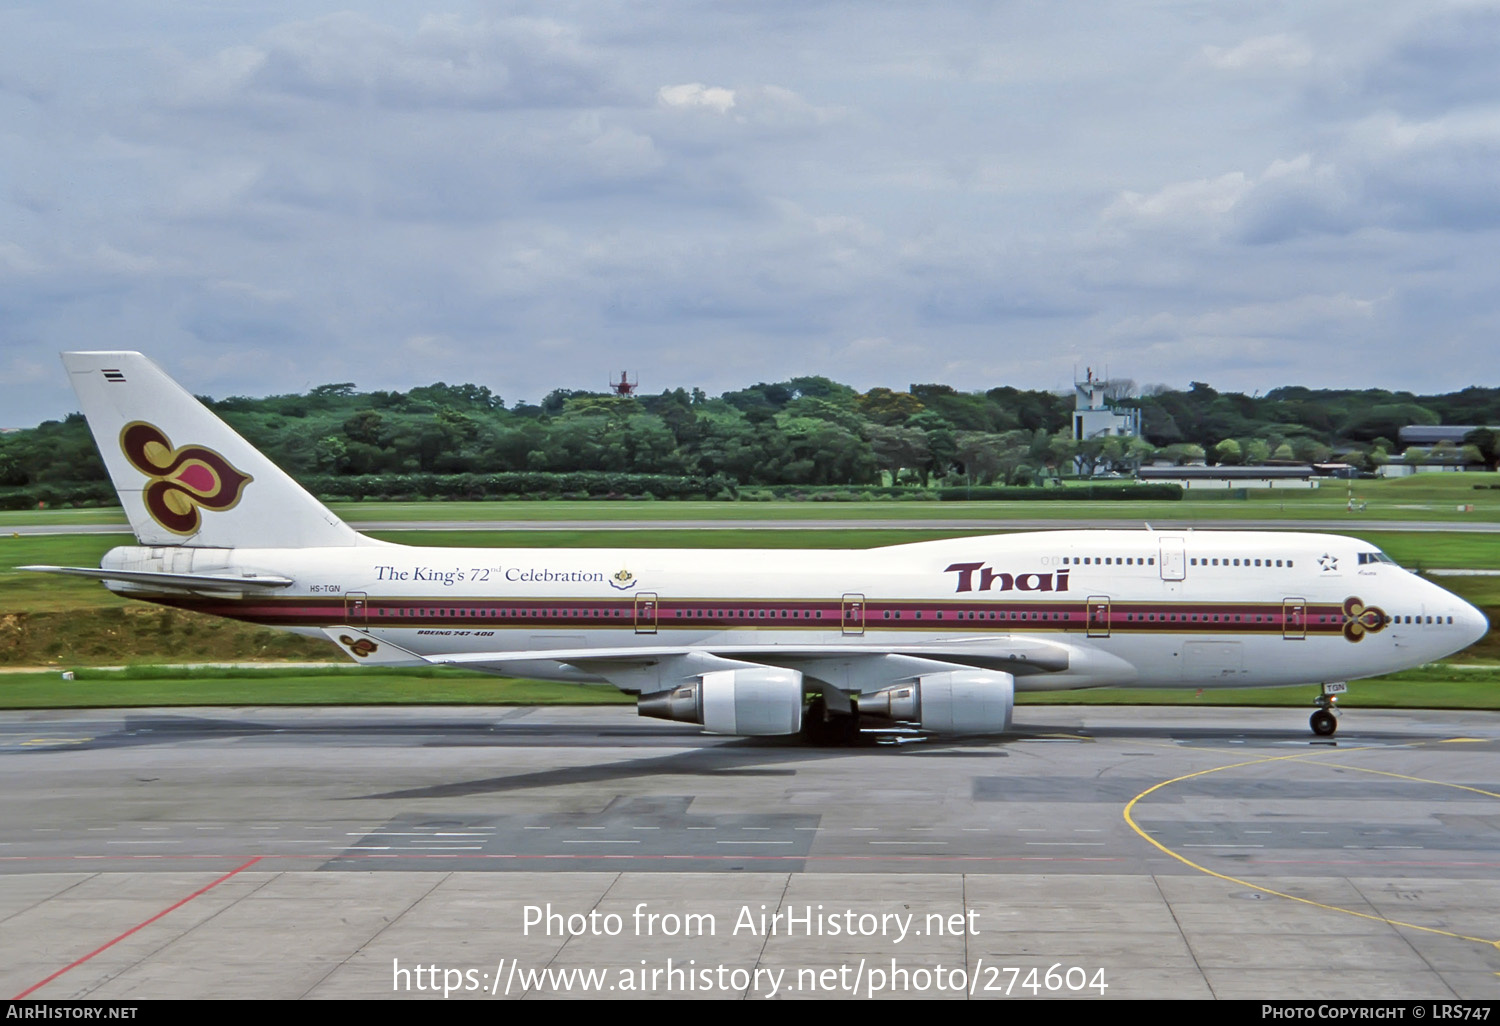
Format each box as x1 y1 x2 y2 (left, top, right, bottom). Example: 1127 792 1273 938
842 593 866 636
344 592 368 627
1159 537 1186 581
635 592 659 635
1282 598 1306 640
1086 595 1111 638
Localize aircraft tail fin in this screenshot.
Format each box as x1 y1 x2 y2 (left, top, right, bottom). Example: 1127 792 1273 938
62 351 368 548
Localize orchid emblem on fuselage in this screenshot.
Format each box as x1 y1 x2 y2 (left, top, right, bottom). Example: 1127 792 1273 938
1341 597 1388 643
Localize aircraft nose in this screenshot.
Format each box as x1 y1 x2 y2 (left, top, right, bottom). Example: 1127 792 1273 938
1458 599 1490 650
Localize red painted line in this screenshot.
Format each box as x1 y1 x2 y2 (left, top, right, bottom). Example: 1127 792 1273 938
11 856 262 1000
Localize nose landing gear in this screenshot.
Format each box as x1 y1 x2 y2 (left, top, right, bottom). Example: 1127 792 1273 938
1310 706 1338 737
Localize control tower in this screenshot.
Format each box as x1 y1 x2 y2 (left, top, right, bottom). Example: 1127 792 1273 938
1072 368 1140 441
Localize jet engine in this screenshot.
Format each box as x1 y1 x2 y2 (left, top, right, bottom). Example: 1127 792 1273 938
858 670 1014 734
638 667 805 735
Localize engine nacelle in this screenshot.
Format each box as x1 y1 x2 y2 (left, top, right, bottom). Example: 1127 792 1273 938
858 670 1014 734
637 667 804 736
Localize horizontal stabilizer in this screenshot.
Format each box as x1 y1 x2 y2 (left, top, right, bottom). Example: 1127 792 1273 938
20 565 293 593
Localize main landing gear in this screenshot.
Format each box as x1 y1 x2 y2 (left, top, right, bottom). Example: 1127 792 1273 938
803 697 862 746
1310 682 1347 737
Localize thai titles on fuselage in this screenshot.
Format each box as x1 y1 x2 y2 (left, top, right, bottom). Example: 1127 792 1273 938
943 562 1071 594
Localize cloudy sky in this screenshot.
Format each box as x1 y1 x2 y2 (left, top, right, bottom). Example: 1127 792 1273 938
3 1 1499 426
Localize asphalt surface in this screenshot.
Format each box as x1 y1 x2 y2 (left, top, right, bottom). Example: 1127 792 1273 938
3 705 1497 999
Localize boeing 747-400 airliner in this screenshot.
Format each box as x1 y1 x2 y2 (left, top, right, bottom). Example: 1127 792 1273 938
24 352 1490 741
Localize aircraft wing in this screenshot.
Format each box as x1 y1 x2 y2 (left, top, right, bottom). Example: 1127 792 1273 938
439 641 1070 675
321 627 1073 678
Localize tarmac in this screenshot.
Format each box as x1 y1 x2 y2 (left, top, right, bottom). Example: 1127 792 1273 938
2 704 1498 1000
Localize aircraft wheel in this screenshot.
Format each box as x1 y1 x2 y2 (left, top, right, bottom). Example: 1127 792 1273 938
1310 709 1337 737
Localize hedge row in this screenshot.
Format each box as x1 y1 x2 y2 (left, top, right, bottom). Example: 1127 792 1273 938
0 476 1182 509
936 483 1184 501
0 482 119 510
758 483 1184 501
300 471 739 501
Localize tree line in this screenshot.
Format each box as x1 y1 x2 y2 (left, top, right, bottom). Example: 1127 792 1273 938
2 375 1497 507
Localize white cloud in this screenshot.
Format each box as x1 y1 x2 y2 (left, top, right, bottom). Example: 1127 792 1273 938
207 279 294 304
1104 154 1359 243
1351 107 1500 151
658 82 736 114
572 116 665 179
404 334 456 360
1098 293 1384 382
89 244 161 276
170 13 618 112
1188 293 1380 337
0 242 44 275
1105 172 1255 225
1201 34 1314 72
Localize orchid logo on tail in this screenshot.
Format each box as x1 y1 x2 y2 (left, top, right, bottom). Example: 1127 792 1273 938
120 422 253 535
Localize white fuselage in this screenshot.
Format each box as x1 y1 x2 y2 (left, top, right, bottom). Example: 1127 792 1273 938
102 529 1489 694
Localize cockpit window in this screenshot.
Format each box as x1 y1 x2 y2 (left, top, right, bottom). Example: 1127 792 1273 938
1357 551 1398 566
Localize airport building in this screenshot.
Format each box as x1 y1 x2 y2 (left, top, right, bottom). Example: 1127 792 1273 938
1071 369 1141 443
1376 424 1496 476
1137 465 1320 490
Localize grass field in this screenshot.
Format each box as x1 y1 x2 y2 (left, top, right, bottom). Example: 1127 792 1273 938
3 471 1498 527
2 664 1494 711
0 665 626 708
